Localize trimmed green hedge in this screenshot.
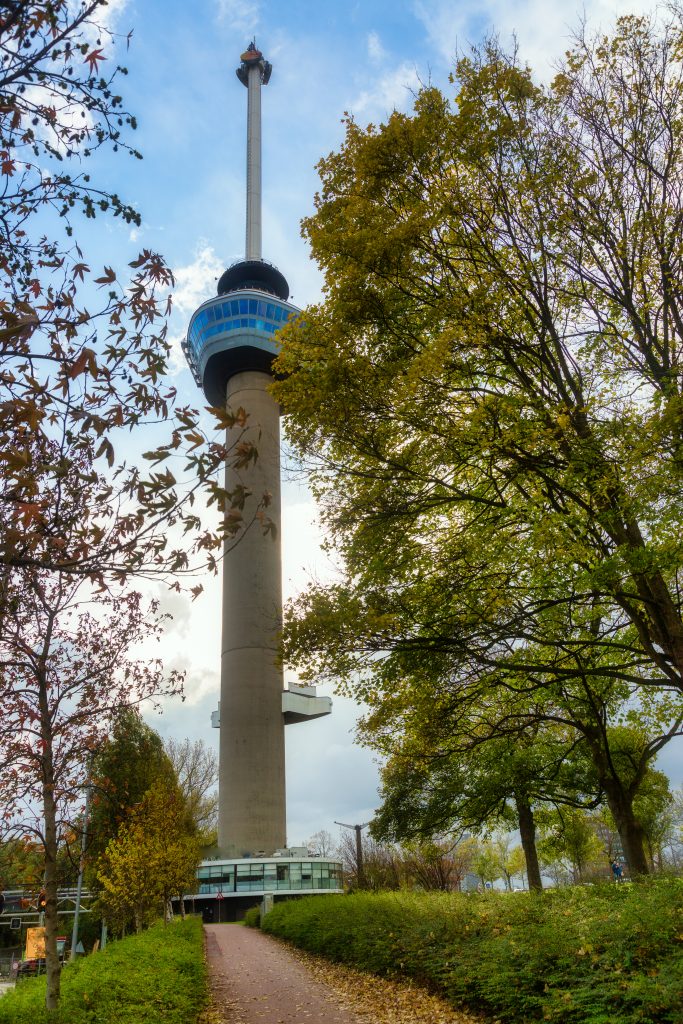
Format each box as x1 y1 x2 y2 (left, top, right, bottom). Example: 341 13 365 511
244 906 261 928
0 917 208 1024
262 880 683 1023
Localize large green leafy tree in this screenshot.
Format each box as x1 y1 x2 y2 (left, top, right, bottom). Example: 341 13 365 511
87 709 176 872
274 11 683 874
275 12 683 683
367 684 594 890
366 659 681 876
537 807 605 883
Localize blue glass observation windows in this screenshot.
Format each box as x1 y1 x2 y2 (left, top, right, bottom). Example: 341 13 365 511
185 293 298 369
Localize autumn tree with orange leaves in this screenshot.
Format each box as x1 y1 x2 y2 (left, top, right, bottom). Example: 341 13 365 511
0 2 260 1011
0 2 263 588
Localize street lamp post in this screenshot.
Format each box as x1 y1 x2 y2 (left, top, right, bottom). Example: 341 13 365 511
70 767 92 960
335 821 370 890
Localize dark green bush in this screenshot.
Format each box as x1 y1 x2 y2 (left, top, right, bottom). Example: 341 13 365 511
244 905 261 928
0 916 208 1024
261 880 683 1023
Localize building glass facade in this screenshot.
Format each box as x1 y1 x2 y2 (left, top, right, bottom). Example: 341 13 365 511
195 859 343 895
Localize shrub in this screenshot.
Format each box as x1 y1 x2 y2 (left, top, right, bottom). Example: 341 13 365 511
0 916 207 1024
261 880 683 1023
244 906 261 928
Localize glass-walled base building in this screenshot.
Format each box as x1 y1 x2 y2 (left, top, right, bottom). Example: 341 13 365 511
184 852 344 923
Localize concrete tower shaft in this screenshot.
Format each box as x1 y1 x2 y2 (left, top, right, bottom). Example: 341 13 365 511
219 371 285 857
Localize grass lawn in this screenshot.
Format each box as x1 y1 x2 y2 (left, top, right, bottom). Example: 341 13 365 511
261 879 683 1023
0 916 208 1024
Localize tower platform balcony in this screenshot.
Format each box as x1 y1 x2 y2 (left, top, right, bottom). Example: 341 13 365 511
210 684 333 729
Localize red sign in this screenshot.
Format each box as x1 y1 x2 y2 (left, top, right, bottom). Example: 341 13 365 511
216 891 224 901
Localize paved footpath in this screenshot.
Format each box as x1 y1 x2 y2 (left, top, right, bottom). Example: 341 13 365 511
205 924 363 1024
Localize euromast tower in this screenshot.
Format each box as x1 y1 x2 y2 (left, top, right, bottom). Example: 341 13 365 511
182 45 337 914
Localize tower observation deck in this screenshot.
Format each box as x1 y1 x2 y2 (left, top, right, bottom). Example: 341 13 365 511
182 44 296 407
182 43 332 864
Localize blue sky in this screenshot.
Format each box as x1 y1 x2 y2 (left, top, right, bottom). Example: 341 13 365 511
84 0 682 845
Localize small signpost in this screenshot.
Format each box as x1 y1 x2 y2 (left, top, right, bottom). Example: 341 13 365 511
25 927 46 959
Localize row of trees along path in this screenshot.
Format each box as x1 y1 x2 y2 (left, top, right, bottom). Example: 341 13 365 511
0 1 271 1012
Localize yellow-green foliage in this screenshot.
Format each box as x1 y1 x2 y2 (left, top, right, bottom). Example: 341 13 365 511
0 918 207 1024
98 781 201 933
262 881 683 1023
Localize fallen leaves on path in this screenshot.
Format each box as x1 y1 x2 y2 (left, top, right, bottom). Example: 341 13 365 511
286 945 491 1024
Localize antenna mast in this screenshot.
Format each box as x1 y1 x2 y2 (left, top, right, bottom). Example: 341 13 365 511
237 42 272 261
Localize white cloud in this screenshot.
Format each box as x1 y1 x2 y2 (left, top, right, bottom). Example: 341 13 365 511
216 0 261 35
367 30 386 63
413 0 664 79
67 0 130 41
172 241 224 316
97 0 131 32
411 0 475 67
166 242 224 374
351 60 422 118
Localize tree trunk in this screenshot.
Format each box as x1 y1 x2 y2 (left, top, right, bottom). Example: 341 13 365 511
42 788 61 1011
601 780 650 876
355 826 365 890
515 792 543 891
38 666 61 1012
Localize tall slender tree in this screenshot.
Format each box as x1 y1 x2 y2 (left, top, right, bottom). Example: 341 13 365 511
0 561 181 1007
0 6 268 1010
97 780 201 934
87 709 176 872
